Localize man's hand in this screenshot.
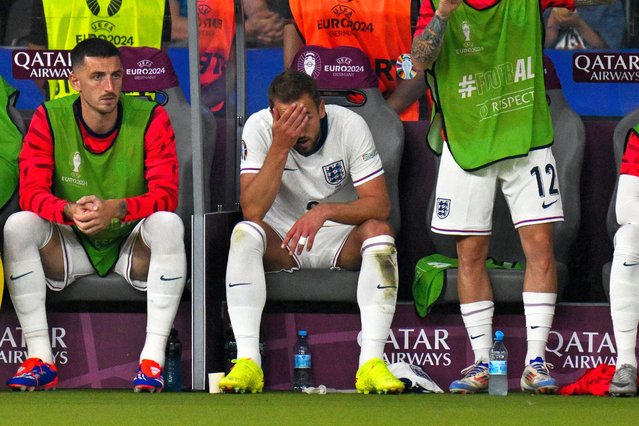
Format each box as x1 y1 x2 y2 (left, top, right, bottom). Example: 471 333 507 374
281 204 328 256
66 195 125 236
436 0 462 20
271 102 308 152
548 8 583 29
245 10 285 46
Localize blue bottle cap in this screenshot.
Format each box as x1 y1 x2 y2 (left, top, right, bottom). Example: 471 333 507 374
298 330 307 336
495 330 504 341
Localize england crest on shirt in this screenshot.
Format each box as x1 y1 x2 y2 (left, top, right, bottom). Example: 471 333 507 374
323 160 346 186
436 198 451 219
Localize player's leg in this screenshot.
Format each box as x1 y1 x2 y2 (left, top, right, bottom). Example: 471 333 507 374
220 220 293 393
505 147 562 394
449 235 493 393
609 223 639 396
336 219 404 394
121 212 186 392
517 223 559 393
431 144 496 394
3 212 60 390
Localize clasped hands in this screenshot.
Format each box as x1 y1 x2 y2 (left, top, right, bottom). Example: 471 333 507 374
65 195 122 236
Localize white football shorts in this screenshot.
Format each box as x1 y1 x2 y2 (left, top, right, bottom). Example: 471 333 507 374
431 143 564 236
47 219 146 291
266 217 355 270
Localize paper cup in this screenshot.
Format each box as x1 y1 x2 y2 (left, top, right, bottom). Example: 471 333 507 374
208 372 225 394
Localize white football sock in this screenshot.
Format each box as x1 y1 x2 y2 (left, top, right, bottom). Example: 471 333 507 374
523 291 556 364
226 221 267 365
357 235 398 367
3 212 54 364
610 224 639 368
460 300 494 363
139 212 187 367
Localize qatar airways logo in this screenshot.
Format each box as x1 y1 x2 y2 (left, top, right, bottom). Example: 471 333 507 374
374 328 452 367
573 53 639 83
546 330 617 369
0 326 69 365
12 50 72 80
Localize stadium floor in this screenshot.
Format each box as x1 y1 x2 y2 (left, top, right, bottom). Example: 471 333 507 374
0 389 635 425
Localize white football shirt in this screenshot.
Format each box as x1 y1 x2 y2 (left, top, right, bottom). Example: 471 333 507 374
241 104 384 227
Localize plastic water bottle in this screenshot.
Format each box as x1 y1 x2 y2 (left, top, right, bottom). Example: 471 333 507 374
293 330 313 391
164 328 182 391
489 330 508 396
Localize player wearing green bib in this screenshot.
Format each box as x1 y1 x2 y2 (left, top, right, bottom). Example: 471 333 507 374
412 0 610 395
3 38 185 393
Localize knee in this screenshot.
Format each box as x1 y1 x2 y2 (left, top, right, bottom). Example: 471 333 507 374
357 219 394 240
614 224 639 255
230 221 266 255
523 232 555 270
143 212 184 248
457 237 489 270
3 211 48 248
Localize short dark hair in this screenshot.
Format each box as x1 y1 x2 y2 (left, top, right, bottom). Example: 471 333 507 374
71 38 121 69
267 69 321 109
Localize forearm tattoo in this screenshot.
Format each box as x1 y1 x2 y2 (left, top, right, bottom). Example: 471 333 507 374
411 12 448 70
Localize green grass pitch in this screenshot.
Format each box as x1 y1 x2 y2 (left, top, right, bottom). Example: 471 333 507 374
0 390 636 425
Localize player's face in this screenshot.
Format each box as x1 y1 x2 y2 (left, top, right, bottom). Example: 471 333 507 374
70 55 123 116
274 94 326 156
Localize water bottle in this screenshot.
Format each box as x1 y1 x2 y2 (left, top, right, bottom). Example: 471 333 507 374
489 330 508 396
293 330 313 391
223 327 237 375
164 327 182 391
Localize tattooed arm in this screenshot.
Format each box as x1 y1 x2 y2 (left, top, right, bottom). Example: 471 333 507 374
411 0 462 71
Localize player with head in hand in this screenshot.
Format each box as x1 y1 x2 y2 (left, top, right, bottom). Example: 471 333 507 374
411 0 613 395
219 69 403 394
3 37 185 392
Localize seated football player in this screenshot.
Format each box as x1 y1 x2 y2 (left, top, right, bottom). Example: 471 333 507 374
3 38 185 392
219 70 403 394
